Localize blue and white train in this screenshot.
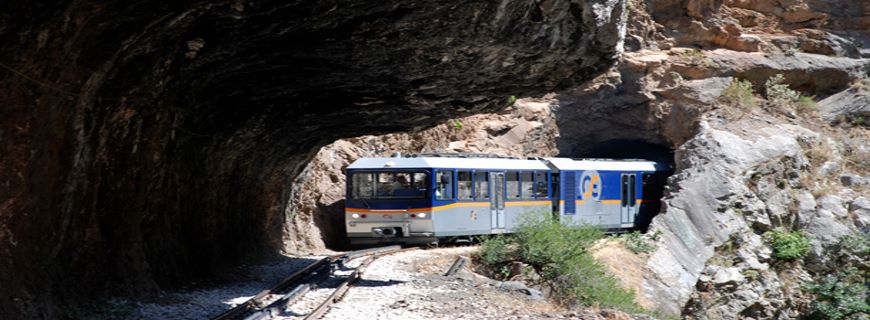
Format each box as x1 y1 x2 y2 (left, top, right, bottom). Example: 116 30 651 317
344 154 670 245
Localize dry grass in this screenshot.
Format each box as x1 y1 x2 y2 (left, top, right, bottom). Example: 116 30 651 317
841 129 870 174
590 239 650 309
801 138 836 168
720 78 757 111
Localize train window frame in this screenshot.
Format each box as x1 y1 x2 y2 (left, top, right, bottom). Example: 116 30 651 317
350 170 429 200
534 171 548 199
520 171 534 200
621 174 629 207
474 171 490 200
506 171 521 200
435 170 454 200
350 172 375 199
457 171 473 200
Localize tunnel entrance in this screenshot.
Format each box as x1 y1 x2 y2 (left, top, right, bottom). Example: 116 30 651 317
575 139 676 164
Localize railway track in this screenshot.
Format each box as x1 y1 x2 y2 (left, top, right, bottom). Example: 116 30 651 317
211 245 416 320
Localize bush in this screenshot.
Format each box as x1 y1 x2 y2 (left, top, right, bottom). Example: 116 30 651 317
765 229 810 260
764 74 818 115
796 96 818 114
806 268 870 320
765 74 801 103
805 233 870 319
720 79 756 110
477 215 640 311
622 231 657 254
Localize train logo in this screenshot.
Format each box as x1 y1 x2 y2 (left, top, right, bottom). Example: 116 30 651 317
580 170 602 200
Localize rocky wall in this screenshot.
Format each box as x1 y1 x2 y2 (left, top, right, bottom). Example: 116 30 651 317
0 0 626 317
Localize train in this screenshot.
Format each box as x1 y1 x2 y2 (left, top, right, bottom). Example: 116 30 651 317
344 153 671 245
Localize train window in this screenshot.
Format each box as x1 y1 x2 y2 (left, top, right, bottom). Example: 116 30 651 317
621 175 629 207
435 170 453 200
474 171 490 200
534 171 548 198
351 171 428 199
458 171 473 200
351 173 374 198
520 172 534 199
506 171 521 199
629 174 637 207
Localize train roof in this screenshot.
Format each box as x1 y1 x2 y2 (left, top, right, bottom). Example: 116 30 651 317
347 156 669 172
347 156 550 170
544 157 667 171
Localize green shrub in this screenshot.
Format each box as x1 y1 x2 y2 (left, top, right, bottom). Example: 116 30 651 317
806 268 870 320
796 96 818 114
804 233 870 319
765 74 801 103
479 234 513 267
850 116 866 126
622 231 657 254
720 78 756 110
836 233 869 257
764 229 810 260
764 74 818 115
477 215 640 311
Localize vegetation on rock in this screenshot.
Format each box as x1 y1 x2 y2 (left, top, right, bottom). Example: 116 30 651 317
764 74 818 115
720 78 757 110
621 230 658 254
765 229 811 260
805 233 870 320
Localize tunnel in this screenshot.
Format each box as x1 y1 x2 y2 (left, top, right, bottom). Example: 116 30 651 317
574 139 675 164
0 0 627 317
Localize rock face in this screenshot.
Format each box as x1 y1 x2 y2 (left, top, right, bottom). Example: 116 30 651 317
602 1 870 317
0 1 626 317
819 82 870 125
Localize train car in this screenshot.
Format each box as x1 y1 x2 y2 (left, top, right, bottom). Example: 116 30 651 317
344 154 552 245
344 154 669 245
544 158 670 231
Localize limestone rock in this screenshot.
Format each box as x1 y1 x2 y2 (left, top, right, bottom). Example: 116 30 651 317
819 84 870 125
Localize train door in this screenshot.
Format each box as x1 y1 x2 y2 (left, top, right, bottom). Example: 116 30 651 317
620 173 637 226
490 172 506 230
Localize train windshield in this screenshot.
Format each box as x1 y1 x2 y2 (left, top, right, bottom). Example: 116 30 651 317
351 171 429 199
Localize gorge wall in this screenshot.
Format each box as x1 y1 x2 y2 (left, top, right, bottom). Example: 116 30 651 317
0 0 627 317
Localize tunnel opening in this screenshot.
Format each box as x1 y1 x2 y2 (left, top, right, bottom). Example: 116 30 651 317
574 139 676 164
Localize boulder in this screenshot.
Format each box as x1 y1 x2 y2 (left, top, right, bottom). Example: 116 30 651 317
819 85 870 125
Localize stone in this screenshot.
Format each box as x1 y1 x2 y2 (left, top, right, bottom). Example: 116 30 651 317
819 84 870 125
497 281 544 300
850 197 870 231
819 161 841 176
817 195 849 218
839 173 867 187
711 267 746 285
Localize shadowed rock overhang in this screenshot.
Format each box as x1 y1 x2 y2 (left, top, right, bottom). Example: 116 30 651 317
0 0 625 317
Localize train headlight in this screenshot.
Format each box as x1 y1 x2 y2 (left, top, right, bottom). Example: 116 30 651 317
351 213 360 219
416 212 427 218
